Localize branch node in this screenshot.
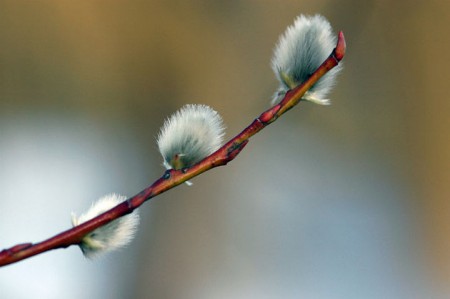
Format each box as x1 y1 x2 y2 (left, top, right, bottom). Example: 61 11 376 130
162 170 171 180
227 140 249 160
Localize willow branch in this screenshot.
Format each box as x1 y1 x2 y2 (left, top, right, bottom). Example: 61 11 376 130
0 32 346 267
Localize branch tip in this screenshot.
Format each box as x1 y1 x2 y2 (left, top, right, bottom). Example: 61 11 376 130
334 31 346 61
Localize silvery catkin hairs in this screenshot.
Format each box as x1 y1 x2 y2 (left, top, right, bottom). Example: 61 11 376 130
157 104 225 171
271 14 343 105
71 194 139 259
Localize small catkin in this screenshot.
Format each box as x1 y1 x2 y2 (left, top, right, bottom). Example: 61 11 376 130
71 194 139 259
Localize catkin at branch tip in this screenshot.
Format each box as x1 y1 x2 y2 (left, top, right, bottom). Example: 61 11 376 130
271 14 343 106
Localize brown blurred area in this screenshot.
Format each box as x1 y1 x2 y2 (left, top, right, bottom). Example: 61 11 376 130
0 0 449 298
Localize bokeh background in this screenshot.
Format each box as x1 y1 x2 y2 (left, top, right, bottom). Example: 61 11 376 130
0 1 449 298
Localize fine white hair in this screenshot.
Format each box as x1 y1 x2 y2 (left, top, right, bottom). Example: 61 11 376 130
271 14 342 105
71 194 139 259
157 104 225 171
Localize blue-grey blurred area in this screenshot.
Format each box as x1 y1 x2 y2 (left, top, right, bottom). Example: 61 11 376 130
0 1 449 298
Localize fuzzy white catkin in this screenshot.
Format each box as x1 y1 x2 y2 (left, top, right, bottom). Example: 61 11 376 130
271 14 342 105
157 104 225 171
71 194 139 259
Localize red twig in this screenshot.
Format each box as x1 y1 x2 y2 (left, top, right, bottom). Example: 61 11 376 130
0 32 346 267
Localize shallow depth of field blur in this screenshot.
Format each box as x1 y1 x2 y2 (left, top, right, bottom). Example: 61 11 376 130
1 1 449 298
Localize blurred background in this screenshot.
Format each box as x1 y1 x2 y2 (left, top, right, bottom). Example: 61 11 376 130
0 1 449 298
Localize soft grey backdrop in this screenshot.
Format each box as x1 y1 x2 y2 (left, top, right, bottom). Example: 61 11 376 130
1 1 449 298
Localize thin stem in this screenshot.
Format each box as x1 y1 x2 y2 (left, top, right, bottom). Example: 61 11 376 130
0 32 346 267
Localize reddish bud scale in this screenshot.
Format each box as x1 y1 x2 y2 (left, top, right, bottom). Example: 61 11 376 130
335 31 346 61
259 105 281 124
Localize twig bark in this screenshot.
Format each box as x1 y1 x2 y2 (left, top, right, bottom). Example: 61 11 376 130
0 32 346 267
